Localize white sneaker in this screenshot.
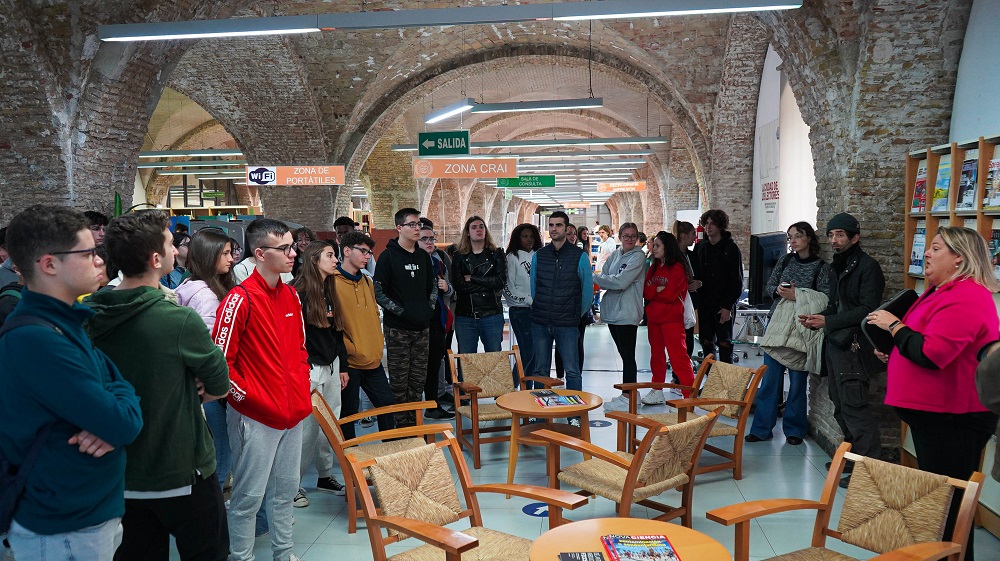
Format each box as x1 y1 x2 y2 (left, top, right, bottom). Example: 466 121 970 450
293 488 309 508
640 389 665 405
603 394 631 412
289 555 305 561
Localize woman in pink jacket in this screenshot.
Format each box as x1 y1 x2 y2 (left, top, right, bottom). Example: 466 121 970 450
642 231 696 403
867 227 1000 561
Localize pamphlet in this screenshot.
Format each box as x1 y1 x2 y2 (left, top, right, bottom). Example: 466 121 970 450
910 161 928 212
558 553 604 561
530 389 558 398
535 395 585 407
931 155 952 212
601 534 680 561
908 220 926 275
985 147 1000 210
956 150 978 210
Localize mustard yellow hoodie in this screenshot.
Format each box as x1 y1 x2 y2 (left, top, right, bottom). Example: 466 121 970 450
333 265 384 369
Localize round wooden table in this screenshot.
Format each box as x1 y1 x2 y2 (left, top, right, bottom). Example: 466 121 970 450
495 389 603 487
529 518 732 561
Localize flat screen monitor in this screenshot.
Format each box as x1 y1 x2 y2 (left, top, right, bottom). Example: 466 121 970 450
748 232 789 307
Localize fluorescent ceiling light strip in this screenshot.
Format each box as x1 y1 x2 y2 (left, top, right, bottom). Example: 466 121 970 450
140 149 244 158
100 15 320 41
100 2 800 42
424 98 475 124
519 160 646 167
157 170 243 176
469 98 603 114
138 160 247 169
391 139 665 151
551 0 801 21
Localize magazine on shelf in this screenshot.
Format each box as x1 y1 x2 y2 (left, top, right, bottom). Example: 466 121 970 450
910 161 928 212
601 534 680 561
985 146 1000 210
535 394 586 407
530 389 558 398
931 155 952 212
908 220 926 275
558 553 605 561
956 149 978 210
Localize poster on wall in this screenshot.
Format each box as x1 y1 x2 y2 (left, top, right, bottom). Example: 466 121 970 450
754 119 780 232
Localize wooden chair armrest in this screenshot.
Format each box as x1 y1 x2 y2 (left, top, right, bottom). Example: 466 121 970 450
532 429 632 469
522 376 564 388
454 382 482 394
338 401 438 424
604 410 665 430
666 398 745 409
706 498 824 525
867 542 961 561
469 484 589 510
376 515 478 555
615 382 696 392
342 424 452 447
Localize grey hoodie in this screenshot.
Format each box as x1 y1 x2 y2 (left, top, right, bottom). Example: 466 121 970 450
593 246 647 325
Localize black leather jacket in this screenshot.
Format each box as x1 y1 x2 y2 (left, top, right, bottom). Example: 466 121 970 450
451 248 506 318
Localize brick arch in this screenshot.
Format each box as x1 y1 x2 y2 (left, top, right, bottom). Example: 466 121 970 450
146 120 239 204
0 0 262 221
340 48 710 195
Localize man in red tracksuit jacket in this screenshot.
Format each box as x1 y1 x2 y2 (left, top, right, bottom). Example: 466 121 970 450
213 218 311 561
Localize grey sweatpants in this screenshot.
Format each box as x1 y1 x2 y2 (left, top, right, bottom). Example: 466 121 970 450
227 409 303 561
300 360 341 481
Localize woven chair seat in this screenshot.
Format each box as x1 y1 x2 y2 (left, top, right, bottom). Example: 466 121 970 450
557 451 690 503
641 412 739 437
766 547 856 561
345 438 426 477
389 526 533 561
456 403 512 422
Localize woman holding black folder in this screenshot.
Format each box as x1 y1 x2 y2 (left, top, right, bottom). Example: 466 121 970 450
866 226 999 561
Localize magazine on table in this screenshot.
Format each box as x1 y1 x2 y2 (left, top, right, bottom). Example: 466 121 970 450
601 534 680 561
535 394 585 407
558 553 605 561
530 389 558 397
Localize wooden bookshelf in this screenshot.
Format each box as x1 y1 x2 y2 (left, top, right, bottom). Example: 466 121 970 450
167 205 260 217
903 135 1000 291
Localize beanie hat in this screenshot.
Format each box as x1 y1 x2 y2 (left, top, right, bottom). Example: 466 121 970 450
826 212 860 236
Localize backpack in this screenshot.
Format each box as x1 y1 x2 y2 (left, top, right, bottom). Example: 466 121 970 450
0 315 60 534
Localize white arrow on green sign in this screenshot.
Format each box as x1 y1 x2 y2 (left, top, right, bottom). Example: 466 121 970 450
496 175 556 188
417 131 470 156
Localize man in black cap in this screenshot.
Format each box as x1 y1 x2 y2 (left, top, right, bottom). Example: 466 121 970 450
800 212 885 487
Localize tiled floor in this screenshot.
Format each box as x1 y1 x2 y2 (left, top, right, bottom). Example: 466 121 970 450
185 323 1000 560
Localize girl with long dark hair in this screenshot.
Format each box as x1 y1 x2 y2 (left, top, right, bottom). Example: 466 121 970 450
642 231 696 403
451 216 507 353
291 241 350 504
504 223 542 386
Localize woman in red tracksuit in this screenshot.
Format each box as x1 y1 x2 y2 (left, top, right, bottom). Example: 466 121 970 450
643 231 696 404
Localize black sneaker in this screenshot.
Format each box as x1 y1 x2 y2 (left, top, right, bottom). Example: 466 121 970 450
316 476 346 496
838 474 851 489
437 391 455 404
825 461 854 474
424 407 455 420
359 416 376 428
568 417 581 428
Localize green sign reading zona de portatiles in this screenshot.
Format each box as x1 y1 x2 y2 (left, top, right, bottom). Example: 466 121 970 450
417 131 470 156
496 175 556 188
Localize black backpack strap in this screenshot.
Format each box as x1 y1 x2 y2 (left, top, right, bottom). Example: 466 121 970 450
0 315 61 338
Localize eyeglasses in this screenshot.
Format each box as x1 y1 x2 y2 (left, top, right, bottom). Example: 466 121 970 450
399 221 421 229
44 247 100 261
621 234 639 240
419 237 437 243
259 244 295 256
350 246 372 256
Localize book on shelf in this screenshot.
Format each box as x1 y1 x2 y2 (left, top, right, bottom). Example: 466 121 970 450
931 155 952 212
963 218 978 230
536 394 586 407
908 220 926 276
990 219 1000 260
559 553 605 561
601 534 680 561
955 149 978 210
985 145 1000 211
910 160 928 212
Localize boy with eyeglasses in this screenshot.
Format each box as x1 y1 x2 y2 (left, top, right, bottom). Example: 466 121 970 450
372 208 437 428
1 205 143 561
212 218 311 561
334 231 397 439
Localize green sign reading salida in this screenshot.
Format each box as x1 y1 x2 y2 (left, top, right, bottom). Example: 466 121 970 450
496 175 556 188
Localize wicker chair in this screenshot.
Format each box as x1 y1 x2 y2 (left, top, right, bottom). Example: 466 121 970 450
311 391 448 534
616 354 766 480
532 408 721 527
447 347 562 469
707 442 986 561
346 426 588 561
